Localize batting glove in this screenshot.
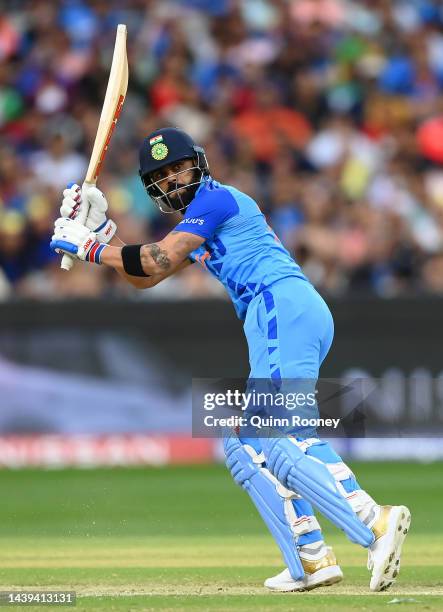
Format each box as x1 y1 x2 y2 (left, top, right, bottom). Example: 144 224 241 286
60 183 117 244
50 217 107 264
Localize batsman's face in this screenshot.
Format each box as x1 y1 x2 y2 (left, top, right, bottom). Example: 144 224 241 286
151 159 195 200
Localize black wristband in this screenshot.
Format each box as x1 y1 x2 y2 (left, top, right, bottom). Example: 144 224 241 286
121 244 150 277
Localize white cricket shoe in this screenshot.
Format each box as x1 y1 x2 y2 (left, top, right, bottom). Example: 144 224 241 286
368 505 411 592
264 544 343 592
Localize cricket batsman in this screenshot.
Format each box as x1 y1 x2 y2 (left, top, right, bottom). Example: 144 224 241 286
51 127 411 593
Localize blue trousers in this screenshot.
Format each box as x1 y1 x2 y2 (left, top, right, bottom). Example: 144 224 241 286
244 277 334 381
240 277 361 546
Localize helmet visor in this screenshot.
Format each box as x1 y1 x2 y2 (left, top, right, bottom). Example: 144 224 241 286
141 162 204 213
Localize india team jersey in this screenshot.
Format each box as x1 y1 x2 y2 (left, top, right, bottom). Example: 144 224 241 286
174 178 308 320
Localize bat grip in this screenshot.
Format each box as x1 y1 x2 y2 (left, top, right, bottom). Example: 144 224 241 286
60 182 92 271
61 253 75 271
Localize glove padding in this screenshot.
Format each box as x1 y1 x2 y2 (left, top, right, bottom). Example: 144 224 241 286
51 218 107 264
60 183 117 244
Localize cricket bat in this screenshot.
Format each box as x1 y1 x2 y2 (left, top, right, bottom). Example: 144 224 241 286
61 23 128 271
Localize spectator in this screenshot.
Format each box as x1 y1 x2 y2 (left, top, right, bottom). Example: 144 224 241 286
1 0 443 299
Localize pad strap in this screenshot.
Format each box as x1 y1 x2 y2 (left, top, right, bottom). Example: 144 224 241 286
288 511 321 536
326 461 378 526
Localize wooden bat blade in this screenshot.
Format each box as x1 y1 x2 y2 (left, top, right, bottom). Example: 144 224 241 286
61 24 128 272
85 23 128 183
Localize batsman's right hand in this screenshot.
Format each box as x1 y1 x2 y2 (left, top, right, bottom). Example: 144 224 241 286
60 183 117 244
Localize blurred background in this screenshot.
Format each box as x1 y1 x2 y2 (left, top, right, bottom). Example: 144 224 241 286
1 0 443 465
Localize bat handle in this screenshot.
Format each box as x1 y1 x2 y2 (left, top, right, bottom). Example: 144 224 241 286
60 182 93 271
60 253 75 271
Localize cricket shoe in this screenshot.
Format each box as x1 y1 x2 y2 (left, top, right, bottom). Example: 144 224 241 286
367 505 411 592
264 543 343 592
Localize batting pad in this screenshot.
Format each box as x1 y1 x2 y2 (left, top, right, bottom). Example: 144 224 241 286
224 435 305 580
261 436 375 547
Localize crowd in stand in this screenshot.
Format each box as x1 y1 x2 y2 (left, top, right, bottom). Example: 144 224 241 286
2 0 443 300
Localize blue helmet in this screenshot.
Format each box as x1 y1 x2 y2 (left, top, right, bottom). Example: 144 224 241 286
139 127 210 213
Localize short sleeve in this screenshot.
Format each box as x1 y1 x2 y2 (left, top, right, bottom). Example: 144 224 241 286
174 187 239 240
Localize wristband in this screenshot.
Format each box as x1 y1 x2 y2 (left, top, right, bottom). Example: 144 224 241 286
121 244 150 277
85 242 108 264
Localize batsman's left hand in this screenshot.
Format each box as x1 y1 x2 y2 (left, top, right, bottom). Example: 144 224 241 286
50 218 106 264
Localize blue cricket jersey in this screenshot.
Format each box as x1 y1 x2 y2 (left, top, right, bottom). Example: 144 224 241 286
174 178 308 320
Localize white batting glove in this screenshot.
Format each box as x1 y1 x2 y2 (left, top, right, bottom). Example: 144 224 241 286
60 183 117 243
50 217 107 264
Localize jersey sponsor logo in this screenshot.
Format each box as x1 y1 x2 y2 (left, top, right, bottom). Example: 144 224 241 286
181 217 204 226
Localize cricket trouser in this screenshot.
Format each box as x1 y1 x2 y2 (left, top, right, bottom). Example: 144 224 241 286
225 277 376 579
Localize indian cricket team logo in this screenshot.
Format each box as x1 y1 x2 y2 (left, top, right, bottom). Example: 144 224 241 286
149 135 168 160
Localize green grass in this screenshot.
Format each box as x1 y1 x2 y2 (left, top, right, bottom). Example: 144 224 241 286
0 463 441 610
